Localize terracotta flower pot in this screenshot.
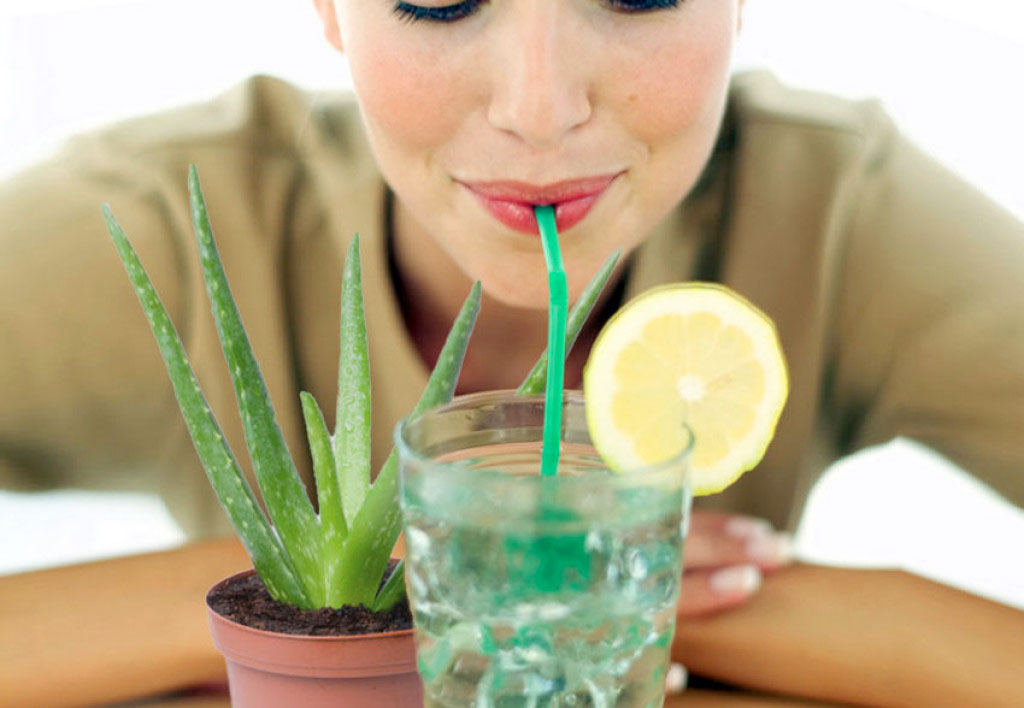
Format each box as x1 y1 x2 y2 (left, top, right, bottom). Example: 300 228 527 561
206 569 423 707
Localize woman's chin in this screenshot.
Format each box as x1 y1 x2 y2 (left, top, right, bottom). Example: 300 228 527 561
479 279 553 311
457 264 547 310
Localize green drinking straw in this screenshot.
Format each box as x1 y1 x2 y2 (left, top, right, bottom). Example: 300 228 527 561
535 205 567 477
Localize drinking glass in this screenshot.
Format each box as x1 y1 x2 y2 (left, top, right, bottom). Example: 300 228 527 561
396 390 693 707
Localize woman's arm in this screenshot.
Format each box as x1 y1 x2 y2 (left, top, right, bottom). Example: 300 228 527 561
673 691 841 707
832 126 1024 509
0 514 788 708
673 564 1024 707
0 81 318 541
11 549 1020 707
0 537 249 708
0 145 194 498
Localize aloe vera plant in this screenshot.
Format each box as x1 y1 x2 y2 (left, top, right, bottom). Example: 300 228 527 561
102 164 619 612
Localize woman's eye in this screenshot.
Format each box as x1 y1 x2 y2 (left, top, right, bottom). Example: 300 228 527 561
608 0 681 12
392 0 486 24
393 0 681 24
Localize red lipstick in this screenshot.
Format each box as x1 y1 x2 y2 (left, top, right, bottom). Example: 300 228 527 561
462 174 620 234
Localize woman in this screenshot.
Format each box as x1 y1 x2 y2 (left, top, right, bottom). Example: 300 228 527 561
1 1 1023 705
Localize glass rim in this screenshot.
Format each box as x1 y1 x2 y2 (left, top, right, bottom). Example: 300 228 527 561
394 388 694 484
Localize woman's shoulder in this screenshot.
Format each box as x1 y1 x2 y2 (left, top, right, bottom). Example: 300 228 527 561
727 70 895 147
61 75 366 167
5 75 378 246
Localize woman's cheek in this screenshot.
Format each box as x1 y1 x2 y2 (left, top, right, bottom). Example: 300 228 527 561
620 31 731 143
347 38 467 154
619 38 734 211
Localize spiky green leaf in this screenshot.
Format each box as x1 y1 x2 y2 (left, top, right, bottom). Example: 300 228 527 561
334 236 372 526
372 560 406 613
334 282 482 606
300 391 348 606
103 204 312 608
188 165 323 603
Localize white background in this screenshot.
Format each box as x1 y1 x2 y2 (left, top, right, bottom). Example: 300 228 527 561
1 1 1023 608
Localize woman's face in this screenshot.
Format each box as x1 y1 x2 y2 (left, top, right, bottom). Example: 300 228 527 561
321 0 743 309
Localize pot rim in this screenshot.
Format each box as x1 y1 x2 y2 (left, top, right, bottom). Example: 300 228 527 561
206 568 415 642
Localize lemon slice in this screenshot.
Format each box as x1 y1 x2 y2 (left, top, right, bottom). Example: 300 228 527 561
583 283 788 495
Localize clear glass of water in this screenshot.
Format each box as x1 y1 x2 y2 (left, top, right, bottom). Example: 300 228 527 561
395 390 693 707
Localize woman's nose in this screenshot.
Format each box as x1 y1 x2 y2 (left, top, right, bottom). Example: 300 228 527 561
485 8 593 149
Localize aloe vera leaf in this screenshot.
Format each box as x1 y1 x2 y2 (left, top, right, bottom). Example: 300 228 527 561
103 205 312 608
517 249 621 395
334 236 371 526
409 281 483 419
187 165 324 604
300 391 348 605
371 559 406 613
333 282 482 606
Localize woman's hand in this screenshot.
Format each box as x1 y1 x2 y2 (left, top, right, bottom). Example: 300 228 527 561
678 511 793 617
673 564 1024 707
0 537 248 708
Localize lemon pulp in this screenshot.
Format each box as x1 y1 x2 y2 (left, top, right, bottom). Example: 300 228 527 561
583 283 788 496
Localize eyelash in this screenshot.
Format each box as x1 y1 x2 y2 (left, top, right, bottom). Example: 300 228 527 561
392 0 681 24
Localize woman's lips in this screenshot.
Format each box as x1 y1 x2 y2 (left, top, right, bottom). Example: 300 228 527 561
461 174 620 234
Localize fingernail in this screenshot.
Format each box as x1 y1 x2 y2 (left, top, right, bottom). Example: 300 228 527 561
725 516 774 539
665 663 688 694
709 564 762 595
746 532 794 565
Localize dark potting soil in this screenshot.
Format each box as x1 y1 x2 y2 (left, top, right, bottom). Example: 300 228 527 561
207 561 412 636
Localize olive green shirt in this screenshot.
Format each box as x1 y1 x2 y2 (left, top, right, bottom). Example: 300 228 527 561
2 72 1022 538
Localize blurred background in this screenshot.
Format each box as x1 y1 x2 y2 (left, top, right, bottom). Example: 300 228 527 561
1 0 1023 608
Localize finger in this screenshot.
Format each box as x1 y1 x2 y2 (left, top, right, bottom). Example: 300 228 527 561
684 525 793 571
677 565 762 617
665 663 688 695
688 510 774 537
